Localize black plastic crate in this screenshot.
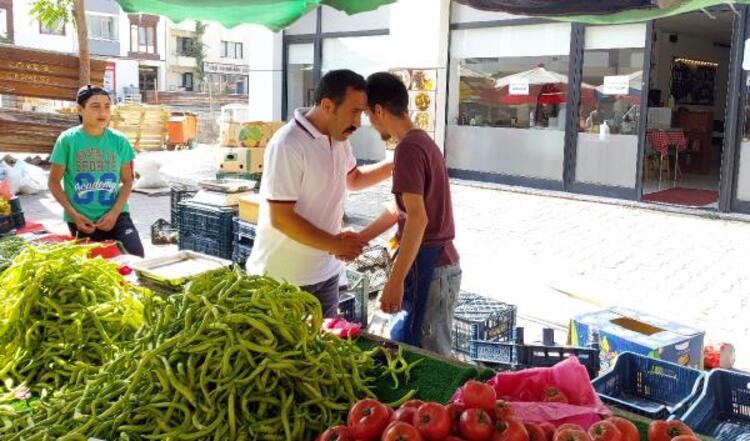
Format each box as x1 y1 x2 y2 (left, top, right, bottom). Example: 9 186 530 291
179 234 233 260
170 185 199 226
10 211 24 229
232 242 253 266
452 292 516 354
177 201 237 238
233 217 256 247
472 339 601 379
338 292 356 322
0 215 12 235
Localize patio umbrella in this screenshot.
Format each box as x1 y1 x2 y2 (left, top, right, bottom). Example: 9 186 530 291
493 66 596 106
114 0 395 31
594 70 643 104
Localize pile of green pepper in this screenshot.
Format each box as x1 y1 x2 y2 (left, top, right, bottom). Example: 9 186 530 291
0 244 151 395
0 236 25 273
2 267 412 440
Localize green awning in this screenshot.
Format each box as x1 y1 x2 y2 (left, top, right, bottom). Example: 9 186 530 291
114 0 395 32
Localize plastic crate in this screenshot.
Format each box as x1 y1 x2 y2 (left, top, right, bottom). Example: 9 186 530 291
338 292 356 322
471 339 601 378
177 201 237 238
170 185 199 226
592 352 705 420
233 217 256 247
452 292 516 354
232 242 253 266
682 369 750 440
179 234 233 260
10 211 24 229
344 268 369 326
0 215 12 235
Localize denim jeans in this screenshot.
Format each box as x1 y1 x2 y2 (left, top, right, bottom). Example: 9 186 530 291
301 274 341 318
421 264 462 356
389 245 441 347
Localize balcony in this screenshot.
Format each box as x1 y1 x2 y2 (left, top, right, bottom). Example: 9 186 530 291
171 53 197 68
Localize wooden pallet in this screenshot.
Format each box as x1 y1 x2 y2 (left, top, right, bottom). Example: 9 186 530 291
0 108 78 154
110 104 169 152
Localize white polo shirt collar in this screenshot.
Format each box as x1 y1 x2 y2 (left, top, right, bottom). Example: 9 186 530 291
294 108 326 140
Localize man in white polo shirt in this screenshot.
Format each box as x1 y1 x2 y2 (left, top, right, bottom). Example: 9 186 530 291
247 69 393 317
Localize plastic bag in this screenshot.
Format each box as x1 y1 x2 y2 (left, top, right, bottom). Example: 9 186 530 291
10 161 47 195
133 154 168 189
451 357 610 429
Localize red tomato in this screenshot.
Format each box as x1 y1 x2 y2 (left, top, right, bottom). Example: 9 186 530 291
446 437 468 441
382 422 424 441
459 408 494 441
647 420 695 441
393 407 417 423
494 400 515 421
606 417 639 441
523 422 547 441
555 424 585 436
491 418 529 441
542 387 569 403
347 399 390 441
461 380 497 413
588 421 622 441
538 422 556 441
447 402 465 435
320 426 354 441
671 436 700 441
413 402 451 441
554 429 593 441
402 399 425 409
387 406 394 420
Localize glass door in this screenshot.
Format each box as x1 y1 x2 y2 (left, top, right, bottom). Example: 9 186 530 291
285 43 315 119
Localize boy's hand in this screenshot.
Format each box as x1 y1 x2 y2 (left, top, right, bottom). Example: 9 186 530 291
95 210 119 232
73 213 96 234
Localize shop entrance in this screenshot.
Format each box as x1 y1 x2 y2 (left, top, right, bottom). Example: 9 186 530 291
641 10 735 208
139 66 158 92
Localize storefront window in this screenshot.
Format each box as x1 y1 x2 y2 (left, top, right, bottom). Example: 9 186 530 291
575 24 645 190
322 35 391 162
447 23 572 183
208 73 248 95
0 9 9 40
735 75 750 202
286 43 314 117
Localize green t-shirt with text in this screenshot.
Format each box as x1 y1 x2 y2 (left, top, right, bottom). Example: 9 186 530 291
50 126 135 223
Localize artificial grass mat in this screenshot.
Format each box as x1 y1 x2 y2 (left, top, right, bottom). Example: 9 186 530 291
357 336 495 404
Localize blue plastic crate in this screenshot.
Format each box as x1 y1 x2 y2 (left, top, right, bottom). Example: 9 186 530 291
593 352 705 420
232 242 253 266
10 211 25 229
179 234 233 260
233 217 256 247
338 292 356 322
682 369 750 440
452 292 516 354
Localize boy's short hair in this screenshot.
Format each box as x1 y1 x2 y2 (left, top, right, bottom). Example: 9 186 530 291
313 69 367 106
366 72 408 117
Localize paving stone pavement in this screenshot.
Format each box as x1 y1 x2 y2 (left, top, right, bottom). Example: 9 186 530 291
17 179 750 370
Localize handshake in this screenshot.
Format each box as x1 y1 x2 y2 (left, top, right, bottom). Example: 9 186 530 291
329 230 369 262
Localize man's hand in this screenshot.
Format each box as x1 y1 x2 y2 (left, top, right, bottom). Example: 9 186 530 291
95 210 119 232
379 276 405 314
73 213 96 234
330 231 368 262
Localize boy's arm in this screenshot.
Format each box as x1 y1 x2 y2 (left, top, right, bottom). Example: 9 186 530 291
96 161 134 232
48 165 96 233
357 200 399 243
380 193 428 313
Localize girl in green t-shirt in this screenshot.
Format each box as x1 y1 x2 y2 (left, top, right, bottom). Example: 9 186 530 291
49 85 144 257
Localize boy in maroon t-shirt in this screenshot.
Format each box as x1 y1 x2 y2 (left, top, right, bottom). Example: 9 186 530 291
355 72 461 353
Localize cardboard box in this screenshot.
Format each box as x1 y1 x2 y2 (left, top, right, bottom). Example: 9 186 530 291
569 307 705 371
219 147 265 174
220 121 284 148
238 194 261 223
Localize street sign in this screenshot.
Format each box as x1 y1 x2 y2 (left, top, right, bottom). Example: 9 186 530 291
0 45 106 101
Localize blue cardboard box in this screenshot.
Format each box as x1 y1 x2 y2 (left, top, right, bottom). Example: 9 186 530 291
569 307 704 371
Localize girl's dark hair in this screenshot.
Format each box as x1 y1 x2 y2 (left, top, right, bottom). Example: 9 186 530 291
366 72 408 117
76 85 110 122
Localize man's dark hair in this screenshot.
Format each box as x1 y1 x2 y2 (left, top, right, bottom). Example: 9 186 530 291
366 72 408 117
313 69 367 106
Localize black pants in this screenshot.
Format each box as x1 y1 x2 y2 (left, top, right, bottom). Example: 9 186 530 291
68 212 145 257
